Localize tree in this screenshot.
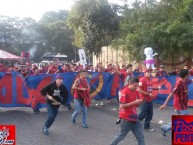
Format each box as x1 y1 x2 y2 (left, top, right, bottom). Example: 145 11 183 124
67 0 119 57
0 16 42 57
111 0 193 62
39 10 75 61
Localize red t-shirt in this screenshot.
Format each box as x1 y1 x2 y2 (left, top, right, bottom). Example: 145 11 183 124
73 78 88 99
119 87 139 122
138 77 153 102
173 79 188 110
189 69 193 76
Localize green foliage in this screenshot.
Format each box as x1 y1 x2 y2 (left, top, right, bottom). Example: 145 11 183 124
0 16 39 56
0 11 75 61
39 10 75 61
67 0 119 56
112 0 193 62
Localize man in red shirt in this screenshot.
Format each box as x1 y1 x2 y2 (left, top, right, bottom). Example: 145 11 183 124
71 70 90 128
110 78 145 145
120 64 134 86
138 68 160 132
159 69 191 136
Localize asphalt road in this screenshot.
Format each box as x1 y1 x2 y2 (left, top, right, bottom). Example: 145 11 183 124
0 100 181 145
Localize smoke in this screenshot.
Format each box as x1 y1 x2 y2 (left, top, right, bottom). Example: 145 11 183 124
21 28 42 41
21 28 45 59
29 45 37 58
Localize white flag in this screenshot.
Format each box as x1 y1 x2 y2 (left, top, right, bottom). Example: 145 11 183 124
78 49 87 66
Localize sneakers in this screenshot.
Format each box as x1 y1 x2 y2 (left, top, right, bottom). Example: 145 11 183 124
64 104 72 110
145 128 154 132
33 109 40 114
71 117 76 124
43 126 49 135
116 118 121 124
100 102 104 106
68 105 72 110
148 128 154 132
82 124 89 128
161 126 167 137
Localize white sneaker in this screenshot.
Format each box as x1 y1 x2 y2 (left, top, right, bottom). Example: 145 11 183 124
100 102 104 106
145 128 154 132
149 128 154 132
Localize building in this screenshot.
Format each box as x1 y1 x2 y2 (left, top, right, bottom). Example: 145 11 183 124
93 46 193 71
93 46 131 68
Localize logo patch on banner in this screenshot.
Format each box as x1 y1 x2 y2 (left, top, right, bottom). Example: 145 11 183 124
0 125 15 145
172 115 193 145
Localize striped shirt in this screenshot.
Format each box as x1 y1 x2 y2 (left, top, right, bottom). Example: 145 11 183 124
173 79 188 110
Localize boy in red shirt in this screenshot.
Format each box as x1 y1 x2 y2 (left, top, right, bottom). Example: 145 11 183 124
138 68 160 132
159 69 191 136
110 78 145 145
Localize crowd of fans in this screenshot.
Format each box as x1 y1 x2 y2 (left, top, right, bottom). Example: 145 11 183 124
0 60 193 79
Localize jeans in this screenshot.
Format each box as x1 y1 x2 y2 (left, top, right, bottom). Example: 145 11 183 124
161 110 190 132
72 99 87 125
138 102 153 129
44 103 59 129
110 119 145 145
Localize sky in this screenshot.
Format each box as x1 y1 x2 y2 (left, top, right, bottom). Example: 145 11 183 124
0 0 125 21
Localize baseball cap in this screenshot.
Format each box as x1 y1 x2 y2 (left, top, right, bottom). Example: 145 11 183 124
56 75 64 80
